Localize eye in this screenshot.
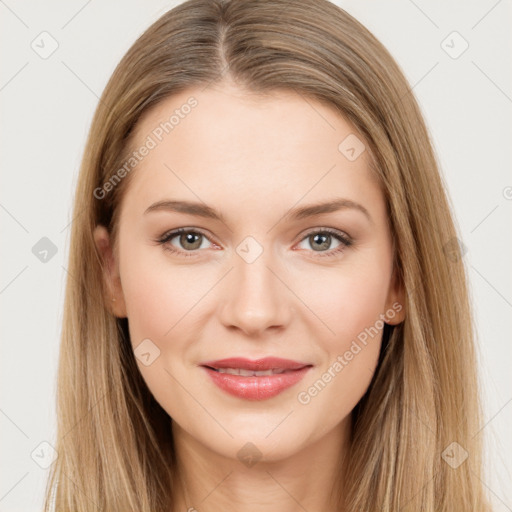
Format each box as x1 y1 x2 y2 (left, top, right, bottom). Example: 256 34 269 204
157 228 215 257
296 228 352 258
156 227 353 259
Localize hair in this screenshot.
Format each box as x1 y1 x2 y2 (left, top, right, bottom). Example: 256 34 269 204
44 0 492 510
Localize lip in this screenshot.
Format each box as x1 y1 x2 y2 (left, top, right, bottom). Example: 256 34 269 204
200 357 310 371
200 357 313 401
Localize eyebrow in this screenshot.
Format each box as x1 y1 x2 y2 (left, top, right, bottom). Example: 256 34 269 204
144 198 372 224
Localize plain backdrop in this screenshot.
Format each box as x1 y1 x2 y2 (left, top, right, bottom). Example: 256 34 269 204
1 0 511 510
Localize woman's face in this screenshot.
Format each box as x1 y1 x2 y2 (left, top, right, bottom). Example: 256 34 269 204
95 81 404 462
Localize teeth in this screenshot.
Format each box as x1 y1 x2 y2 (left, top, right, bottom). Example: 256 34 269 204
215 367 287 376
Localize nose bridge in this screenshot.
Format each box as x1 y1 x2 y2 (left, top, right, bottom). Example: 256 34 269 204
219 236 291 335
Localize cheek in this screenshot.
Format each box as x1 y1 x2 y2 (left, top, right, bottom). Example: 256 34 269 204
317 283 385 377
119 244 207 343
305 260 390 349
293 258 390 417
118 245 203 412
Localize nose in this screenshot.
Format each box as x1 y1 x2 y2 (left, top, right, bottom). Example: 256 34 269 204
218 246 292 337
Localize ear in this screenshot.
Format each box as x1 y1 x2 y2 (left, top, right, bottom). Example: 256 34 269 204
383 266 405 325
93 225 127 318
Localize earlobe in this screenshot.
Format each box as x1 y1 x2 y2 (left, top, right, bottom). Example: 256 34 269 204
93 225 127 318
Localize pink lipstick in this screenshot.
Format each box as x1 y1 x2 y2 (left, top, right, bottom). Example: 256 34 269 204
200 357 312 400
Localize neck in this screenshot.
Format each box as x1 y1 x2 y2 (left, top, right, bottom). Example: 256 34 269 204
170 417 350 512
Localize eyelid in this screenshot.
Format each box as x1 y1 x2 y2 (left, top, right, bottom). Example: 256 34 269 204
293 226 353 258
297 226 352 244
156 226 353 258
157 227 219 250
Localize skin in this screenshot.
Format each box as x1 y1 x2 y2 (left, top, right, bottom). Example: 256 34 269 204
94 80 405 512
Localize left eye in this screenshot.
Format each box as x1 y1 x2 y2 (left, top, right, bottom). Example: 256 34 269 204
296 230 351 254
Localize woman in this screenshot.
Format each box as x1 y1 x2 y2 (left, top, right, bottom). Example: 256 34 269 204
44 0 492 510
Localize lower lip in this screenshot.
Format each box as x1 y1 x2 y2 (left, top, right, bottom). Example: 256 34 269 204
201 366 311 400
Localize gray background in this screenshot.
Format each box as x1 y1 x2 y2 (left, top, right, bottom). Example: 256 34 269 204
1 0 511 510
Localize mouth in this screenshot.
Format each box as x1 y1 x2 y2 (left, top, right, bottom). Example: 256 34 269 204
205 367 298 376
199 357 313 400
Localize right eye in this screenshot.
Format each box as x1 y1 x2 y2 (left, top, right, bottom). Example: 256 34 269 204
157 228 217 257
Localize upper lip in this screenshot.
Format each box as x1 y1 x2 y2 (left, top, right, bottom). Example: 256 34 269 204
200 357 312 371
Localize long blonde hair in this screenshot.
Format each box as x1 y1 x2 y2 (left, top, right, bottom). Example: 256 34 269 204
44 0 492 510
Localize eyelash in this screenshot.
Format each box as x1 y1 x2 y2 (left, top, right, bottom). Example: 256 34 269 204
156 227 353 259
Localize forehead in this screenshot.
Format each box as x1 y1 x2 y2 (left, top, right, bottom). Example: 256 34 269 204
133 82 359 159
120 83 382 218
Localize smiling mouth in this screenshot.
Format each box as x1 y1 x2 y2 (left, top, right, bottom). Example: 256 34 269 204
203 366 303 376
200 358 313 400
